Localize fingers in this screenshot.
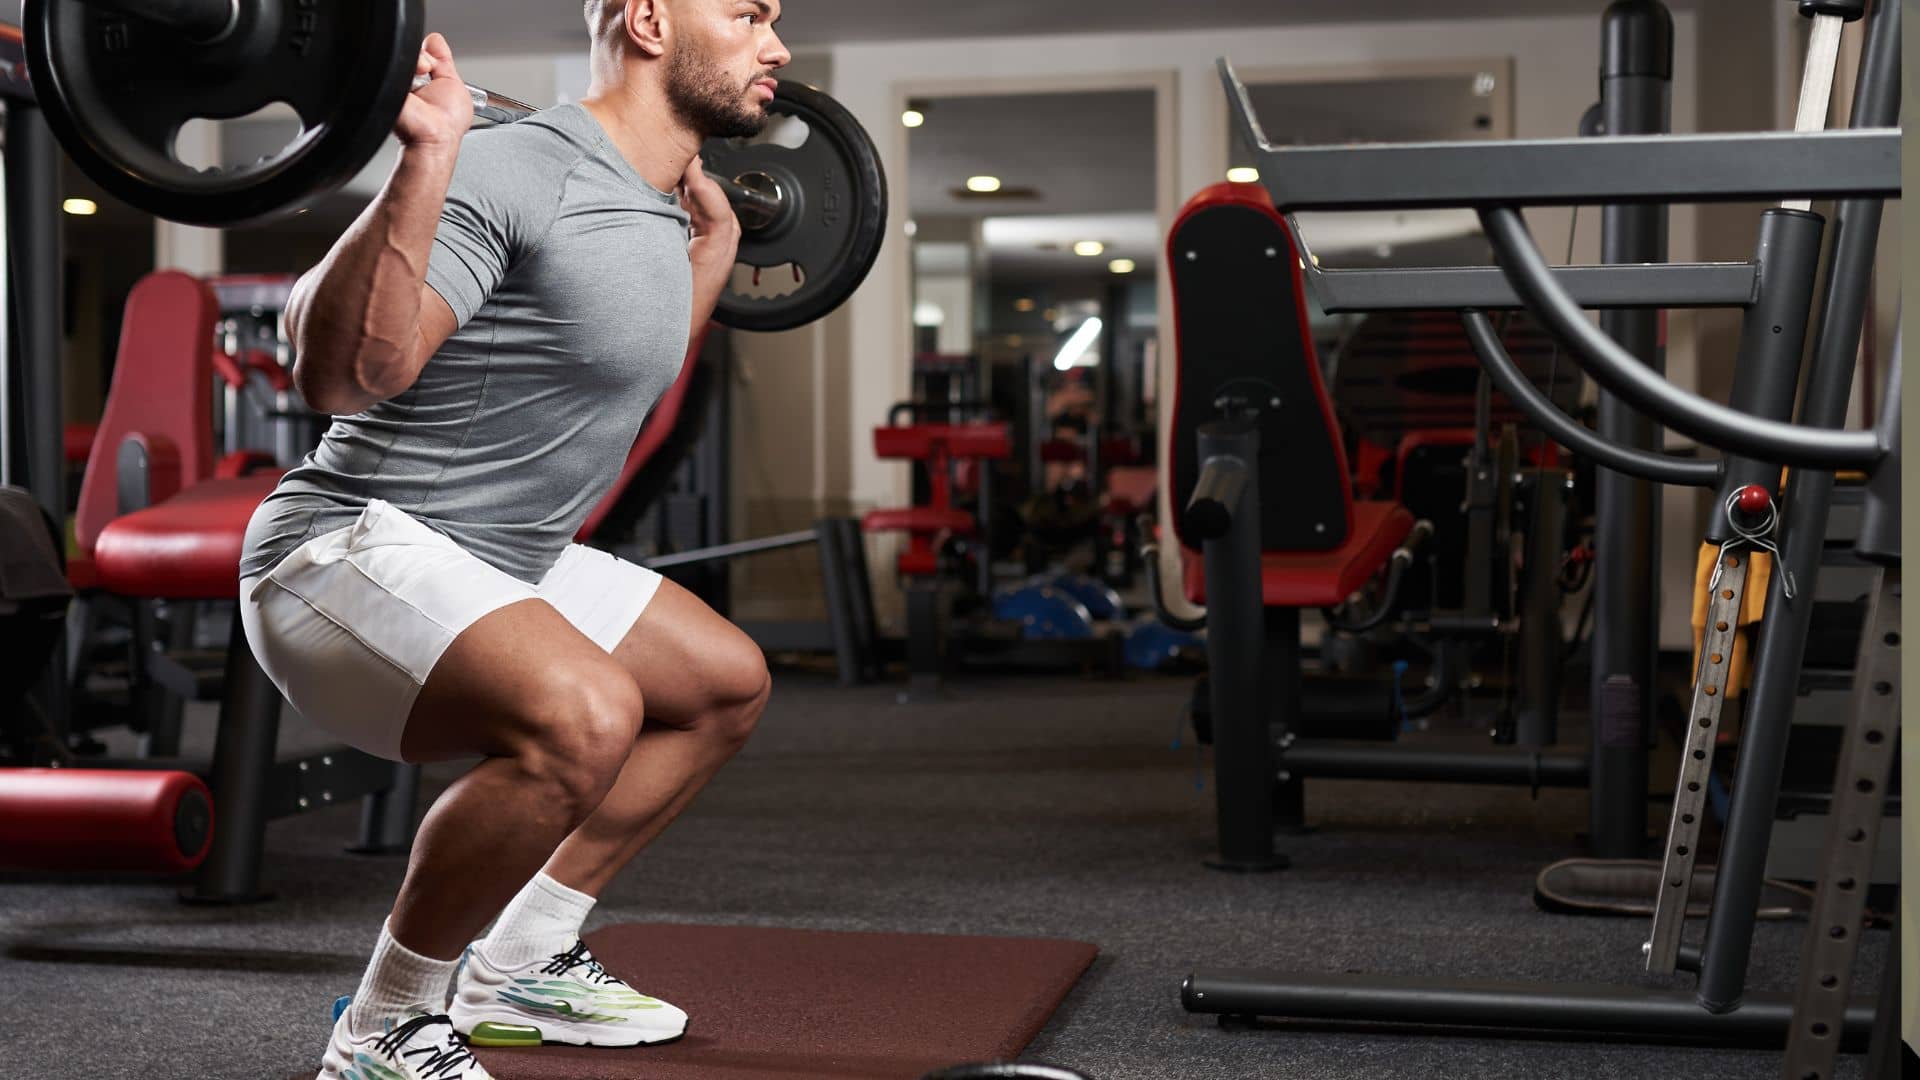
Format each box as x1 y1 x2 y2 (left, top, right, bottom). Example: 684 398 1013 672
416 32 460 85
683 156 731 216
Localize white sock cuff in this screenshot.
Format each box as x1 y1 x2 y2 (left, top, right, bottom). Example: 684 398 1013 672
524 872 597 925
480 873 599 968
348 920 459 1033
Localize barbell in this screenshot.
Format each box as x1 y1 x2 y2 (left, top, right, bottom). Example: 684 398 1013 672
20 0 889 332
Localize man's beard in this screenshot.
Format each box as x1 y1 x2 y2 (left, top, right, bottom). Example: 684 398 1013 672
666 48 769 140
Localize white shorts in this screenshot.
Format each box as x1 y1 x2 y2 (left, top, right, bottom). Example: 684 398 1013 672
238 499 663 762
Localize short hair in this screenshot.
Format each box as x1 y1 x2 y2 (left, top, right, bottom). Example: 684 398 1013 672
584 0 627 35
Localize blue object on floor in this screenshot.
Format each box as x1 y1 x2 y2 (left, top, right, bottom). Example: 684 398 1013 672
1124 619 1202 671
1042 573 1126 621
332 994 352 1023
993 585 1096 640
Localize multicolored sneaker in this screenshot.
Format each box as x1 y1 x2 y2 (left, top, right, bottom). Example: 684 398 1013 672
316 1007 492 1080
449 940 688 1048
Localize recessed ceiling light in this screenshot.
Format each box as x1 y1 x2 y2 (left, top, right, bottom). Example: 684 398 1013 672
1073 240 1105 257
1227 167 1259 184
1108 258 1136 274
62 198 98 216
902 109 925 128
966 175 1002 193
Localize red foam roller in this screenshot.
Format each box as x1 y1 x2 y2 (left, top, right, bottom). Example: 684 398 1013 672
0 768 214 874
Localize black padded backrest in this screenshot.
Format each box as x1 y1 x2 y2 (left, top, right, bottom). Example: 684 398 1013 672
1168 199 1353 554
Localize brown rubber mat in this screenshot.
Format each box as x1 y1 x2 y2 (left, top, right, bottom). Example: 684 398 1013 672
296 922 1099 1080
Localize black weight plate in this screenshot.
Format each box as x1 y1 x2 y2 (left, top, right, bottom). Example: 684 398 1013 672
921 1065 1092 1080
703 80 887 333
25 0 423 227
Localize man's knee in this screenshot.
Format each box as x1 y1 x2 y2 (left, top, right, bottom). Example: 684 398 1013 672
706 644 770 747
513 666 644 817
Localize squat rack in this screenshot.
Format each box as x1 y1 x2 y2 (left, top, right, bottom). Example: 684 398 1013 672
1181 0 1900 1073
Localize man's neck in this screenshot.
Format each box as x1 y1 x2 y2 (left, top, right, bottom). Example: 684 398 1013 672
581 79 700 194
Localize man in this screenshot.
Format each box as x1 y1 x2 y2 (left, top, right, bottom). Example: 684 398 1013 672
236 3 790 1077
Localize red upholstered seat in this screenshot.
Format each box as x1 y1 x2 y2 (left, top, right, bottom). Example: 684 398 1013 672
873 423 1012 462
92 474 284 600
862 507 977 535
1181 501 1415 609
73 272 222 559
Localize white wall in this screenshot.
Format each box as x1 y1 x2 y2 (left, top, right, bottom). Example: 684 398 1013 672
831 12 1706 643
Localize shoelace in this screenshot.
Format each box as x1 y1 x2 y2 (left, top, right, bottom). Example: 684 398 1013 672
539 941 626 986
371 1014 482 1078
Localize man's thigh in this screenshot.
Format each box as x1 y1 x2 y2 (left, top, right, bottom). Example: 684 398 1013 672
539 548 766 728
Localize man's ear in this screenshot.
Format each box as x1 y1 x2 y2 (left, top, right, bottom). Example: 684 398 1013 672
627 0 667 59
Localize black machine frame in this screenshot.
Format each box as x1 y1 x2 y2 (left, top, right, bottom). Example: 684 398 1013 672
1180 0 1901 1069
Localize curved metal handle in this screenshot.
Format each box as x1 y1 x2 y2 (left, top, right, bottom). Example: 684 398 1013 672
1479 207 1883 470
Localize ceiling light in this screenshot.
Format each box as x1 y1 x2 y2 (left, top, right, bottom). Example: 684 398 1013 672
1108 258 1136 274
1013 298 1036 313
1053 317 1104 371
62 198 98 216
966 175 1002 193
1227 167 1259 184
905 219 918 237
902 109 925 129
1073 240 1105 257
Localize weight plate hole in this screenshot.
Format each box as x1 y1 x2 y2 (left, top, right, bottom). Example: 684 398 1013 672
1884 632 1901 646
1681 814 1695 824
1865 730 1884 744
1872 681 1892 696
1848 828 1866 842
1837 877 1856 891
179 105 304 174
1819 974 1838 988
1829 926 1847 939
1855 778 1874 793
728 261 809 300
745 114 811 150
1692 749 1706 760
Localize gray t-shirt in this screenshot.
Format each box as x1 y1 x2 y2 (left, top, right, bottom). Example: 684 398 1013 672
240 104 693 585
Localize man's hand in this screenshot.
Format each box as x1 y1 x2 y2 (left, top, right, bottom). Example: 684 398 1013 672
397 33 473 157
682 156 742 338
682 156 742 281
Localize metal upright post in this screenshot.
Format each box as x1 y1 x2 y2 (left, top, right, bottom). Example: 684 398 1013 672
1587 0 1671 859
1195 419 1284 871
1694 0 1898 1009
9 101 68 732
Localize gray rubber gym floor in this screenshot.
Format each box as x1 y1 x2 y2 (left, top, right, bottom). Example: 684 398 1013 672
0 668 1888 1079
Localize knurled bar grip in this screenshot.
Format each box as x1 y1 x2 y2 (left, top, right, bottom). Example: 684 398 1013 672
1782 567 1900 1080
1645 552 1749 973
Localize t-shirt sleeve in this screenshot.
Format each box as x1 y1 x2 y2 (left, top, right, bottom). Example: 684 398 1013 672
424 132 563 326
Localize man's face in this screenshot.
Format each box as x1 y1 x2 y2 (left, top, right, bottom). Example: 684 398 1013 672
666 0 791 139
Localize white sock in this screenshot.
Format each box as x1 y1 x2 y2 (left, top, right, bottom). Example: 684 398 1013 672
479 872 597 969
346 920 459 1036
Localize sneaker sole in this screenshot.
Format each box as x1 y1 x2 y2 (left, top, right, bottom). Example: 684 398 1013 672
453 1008 687 1049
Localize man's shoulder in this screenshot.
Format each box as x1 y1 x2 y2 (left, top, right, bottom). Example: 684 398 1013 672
453 107 597 190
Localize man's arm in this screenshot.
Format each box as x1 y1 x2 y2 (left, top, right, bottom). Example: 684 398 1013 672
288 34 474 416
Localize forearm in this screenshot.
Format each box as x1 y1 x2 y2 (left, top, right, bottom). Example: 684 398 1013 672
289 147 458 414
686 253 733 344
